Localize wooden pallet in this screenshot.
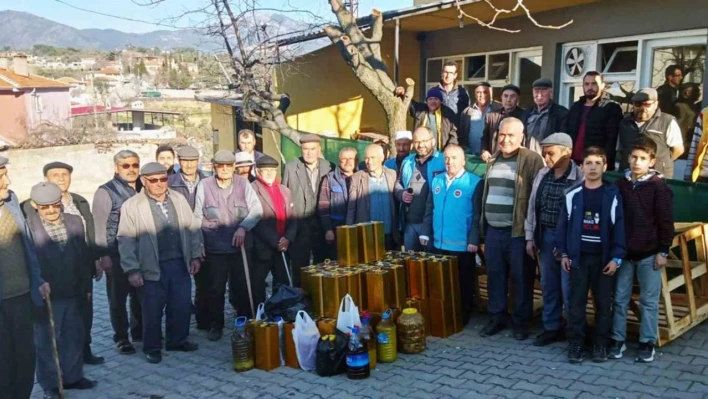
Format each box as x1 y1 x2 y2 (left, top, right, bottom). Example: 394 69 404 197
477 274 544 316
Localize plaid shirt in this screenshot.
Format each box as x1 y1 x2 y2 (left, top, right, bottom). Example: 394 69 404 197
62 195 87 238
42 217 69 251
152 193 170 220
538 164 573 229
183 174 200 195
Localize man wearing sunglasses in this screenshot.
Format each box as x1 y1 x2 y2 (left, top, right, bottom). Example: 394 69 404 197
618 88 684 178
92 150 143 356
117 162 202 364
26 182 97 398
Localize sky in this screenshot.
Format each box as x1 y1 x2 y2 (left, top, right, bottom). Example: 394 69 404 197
4 0 413 33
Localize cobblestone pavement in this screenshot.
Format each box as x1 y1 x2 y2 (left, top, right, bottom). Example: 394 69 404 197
31 280 708 399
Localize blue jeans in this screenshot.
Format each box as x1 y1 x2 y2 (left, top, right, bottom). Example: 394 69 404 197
403 222 427 252
612 255 661 344
539 228 571 331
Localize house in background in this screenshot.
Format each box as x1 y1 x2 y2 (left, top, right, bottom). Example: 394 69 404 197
0 54 71 145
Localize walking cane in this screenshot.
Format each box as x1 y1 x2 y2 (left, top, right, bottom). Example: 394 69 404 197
281 252 293 287
44 293 65 399
240 246 256 318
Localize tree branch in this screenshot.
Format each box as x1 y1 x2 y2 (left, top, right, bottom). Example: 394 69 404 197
454 0 573 33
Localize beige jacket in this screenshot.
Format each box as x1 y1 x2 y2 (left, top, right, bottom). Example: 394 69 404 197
117 189 202 281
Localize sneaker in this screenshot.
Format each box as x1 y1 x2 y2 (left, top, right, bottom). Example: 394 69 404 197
608 341 626 359
592 344 607 363
568 342 583 364
636 342 655 363
534 330 564 347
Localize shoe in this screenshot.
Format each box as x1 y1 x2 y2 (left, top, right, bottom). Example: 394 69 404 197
479 321 505 337
636 342 655 363
115 339 136 355
43 389 60 399
146 351 163 364
196 324 208 331
83 349 105 365
208 328 223 341
568 342 584 364
592 344 607 363
534 329 564 346
166 341 199 352
608 340 626 359
65 378 97 390
513 327 529 341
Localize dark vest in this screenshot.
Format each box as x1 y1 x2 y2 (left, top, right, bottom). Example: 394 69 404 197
201 176 250 254
168 171 203 211
326 169 349 224
99 175 139 257
148 197 183 262
619 110 675 177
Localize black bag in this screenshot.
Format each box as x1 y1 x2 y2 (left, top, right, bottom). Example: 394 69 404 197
264 285 310 322
315 329 349 377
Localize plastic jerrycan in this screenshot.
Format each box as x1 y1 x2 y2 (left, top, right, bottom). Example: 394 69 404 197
376 309 397 363
231 316 255 371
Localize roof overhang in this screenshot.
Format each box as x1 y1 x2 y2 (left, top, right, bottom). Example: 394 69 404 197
194 91 244 108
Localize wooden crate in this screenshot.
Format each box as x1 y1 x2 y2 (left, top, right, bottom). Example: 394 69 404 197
477 274 544 316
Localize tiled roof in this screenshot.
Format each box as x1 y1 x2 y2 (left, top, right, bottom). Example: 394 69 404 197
0 68 70 90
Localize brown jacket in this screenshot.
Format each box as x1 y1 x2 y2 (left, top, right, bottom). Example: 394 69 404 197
251 179 298 252
480 106 525 154
410 101 459 150
346 168 401 244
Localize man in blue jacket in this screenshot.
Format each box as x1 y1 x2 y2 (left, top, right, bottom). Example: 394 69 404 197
0 156 51 399
556 146 626 364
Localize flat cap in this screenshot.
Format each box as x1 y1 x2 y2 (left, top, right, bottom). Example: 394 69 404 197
300 134 321 144
532 78 553 89
43 161 73 176
234 152 254 167
394 131 412 141
477 81 492 88
140 162 167 176
212 150 236 164
632 88 658 103
30 182 62 205
501 84 521 95
177 146 200 160
0 155 7 169
541 132 573 149
256 154 279 168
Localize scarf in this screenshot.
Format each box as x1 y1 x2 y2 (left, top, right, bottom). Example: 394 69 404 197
257 176 286 236
422 107 443 147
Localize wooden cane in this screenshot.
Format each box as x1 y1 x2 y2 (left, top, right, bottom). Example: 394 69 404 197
44 293 65 399
240 246 256 318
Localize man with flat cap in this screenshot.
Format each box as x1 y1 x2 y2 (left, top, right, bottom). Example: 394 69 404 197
234 152 255 182
22 161 104 365
521 78 569 156
481 84 525 162
194 150 262 340
168 146 205 211
618 88 684 177
118 162 202 364
525 133 583 347
0 156 51 399
252 155 298 293
283 134 334 286
27 182 96 398
385 131 412 176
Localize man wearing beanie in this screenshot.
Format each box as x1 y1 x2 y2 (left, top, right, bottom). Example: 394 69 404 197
118 162 202 364
395 86 459 150
26 182 96 398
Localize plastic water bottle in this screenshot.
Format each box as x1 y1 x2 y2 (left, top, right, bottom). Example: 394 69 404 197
345 326 370 379
360 315 376 369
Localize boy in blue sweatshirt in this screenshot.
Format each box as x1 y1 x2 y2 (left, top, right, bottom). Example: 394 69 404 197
556 146 627 363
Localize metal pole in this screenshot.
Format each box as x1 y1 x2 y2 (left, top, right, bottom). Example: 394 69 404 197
394 18 400 85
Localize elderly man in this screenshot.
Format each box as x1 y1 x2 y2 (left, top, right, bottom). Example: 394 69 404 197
525 133 584 346
422 144 482 325
521 79 569 156
481 84 525 162
319 147 357 260
22 162 103 365
194 150 262 340
384 131 412 176
168 146 205 211
347 144 400 249
118 163 202 364
460 82 502 156
480 117 544 340
0 156 50 399
252 155 298 291
618 88 684 178
282 134 334 285
395 127 445 252
27 182 96 398
93 150 143 355
156 145 177 175
234 152 255 182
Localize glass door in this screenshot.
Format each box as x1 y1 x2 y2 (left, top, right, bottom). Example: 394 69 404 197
513 50 543 108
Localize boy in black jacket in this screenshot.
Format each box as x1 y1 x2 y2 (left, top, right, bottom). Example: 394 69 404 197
610 137 674 363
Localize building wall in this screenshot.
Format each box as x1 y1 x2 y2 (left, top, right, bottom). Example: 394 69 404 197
23 89 71 131
0 92 28 144
277 28 421 138
210 103 235 153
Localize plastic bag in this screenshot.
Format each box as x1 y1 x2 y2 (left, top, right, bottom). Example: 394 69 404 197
293 311 320 371
336 294 361 334
255 303 266 321
264 285 309 322
315 329 348 377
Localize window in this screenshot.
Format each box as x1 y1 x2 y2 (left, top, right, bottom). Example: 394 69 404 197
601 41 638 74
488 53 510 81
465 55 486 80
427 59 442 83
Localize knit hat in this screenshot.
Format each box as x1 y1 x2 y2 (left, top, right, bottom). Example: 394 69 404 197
426 87 444 102
30 182 62 205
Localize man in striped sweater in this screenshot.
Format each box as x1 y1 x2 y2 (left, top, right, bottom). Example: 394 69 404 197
479 117 544 339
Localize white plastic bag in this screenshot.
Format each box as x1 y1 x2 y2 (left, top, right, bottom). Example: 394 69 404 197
293 310 320 371
255 303 265 321
336 294 361 334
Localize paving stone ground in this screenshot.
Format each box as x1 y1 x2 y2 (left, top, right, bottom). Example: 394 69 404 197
31 280 708 399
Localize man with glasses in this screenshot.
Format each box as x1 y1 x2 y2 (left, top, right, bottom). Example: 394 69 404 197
657 65 683 116
194 150 262 340
93 150 143 356
618 88 684 177
436 60 470 124
118 163 202 364
395 127 444 252
319 147 358 260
